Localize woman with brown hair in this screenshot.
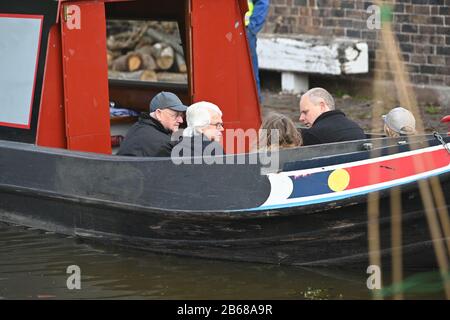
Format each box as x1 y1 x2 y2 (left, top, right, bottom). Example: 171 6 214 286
255 112 302 151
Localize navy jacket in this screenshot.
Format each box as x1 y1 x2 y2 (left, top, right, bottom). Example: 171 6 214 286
301 110 366 146
247 0 270 35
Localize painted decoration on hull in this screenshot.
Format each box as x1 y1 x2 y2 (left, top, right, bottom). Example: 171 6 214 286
253 144 450 211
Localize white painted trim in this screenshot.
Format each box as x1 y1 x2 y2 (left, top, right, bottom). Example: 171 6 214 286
272 144 449 178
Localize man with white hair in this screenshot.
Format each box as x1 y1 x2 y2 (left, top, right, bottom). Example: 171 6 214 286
172 101 225 158
299 87 365 145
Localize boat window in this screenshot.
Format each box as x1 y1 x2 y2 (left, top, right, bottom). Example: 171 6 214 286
106 19 189 154
0 15 42 129
106 19 187 84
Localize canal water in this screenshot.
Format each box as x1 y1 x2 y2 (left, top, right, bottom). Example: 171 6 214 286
0 221 445 300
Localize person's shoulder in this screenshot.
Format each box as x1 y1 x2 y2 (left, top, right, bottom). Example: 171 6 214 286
300 128 322 146
138 119 172 139
319 110 361 128
322 110 346 119
131 124 161 140
127 118 156 135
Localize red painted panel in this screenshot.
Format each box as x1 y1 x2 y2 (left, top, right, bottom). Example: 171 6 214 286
37 24 66 149
191 0 261 153
60 1 111 154
346 148 449 190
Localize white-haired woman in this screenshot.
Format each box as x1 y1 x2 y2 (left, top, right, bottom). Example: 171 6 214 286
172 101 225 158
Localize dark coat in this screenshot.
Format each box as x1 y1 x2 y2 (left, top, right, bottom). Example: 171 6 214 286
301 110 366 146
171 134 224 158
117 114 175 157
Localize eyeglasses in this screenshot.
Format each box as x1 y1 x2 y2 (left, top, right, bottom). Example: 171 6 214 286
210 122 224 129
161 109 184 119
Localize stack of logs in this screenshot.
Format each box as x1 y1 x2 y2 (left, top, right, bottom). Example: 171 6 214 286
107 21 187 83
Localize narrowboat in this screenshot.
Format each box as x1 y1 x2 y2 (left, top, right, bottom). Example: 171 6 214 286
0 0 449 268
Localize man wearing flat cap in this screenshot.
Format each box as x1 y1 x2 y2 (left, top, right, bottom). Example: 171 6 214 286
118 91 187 157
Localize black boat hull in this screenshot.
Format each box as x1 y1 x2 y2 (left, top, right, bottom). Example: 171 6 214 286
0 176 448 268
0 137 449 268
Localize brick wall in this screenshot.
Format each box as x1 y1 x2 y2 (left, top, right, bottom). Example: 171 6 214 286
264 0 450 87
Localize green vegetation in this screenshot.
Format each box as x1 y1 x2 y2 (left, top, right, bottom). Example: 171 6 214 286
424 104 441 115
334 89 348 99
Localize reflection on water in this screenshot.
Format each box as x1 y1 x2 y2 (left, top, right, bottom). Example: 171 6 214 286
0 222 444 300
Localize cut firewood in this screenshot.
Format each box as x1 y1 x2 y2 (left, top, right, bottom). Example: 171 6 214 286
175 53 187 73
135 45 153 56
130 46 156 70
106 21 188 79
141 53 156 70
136 36 154 49
151 43 163 57
156 72 187 83
139 70 158 81
107 33 134 51
146 28 184 55
107 22 150 51
111 52 143 72
127 53 142 71
111 54 129 71
158 46 175 70
107 50 115 69
109 70 157 81
145 21 179 35
152 43 174 70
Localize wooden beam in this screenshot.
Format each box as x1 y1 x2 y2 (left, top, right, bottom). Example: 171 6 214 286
257 34 369 75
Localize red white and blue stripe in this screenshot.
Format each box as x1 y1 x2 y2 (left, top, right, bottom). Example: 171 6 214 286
251 144 450 211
